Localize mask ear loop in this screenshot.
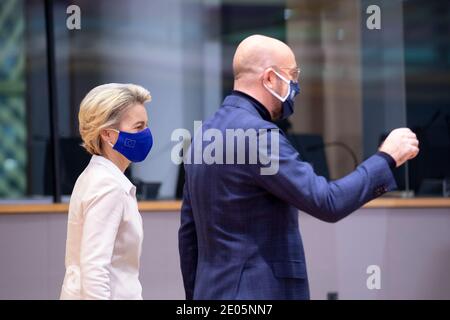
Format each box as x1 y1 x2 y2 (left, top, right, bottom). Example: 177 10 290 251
262 69 291 102
105 128 120 148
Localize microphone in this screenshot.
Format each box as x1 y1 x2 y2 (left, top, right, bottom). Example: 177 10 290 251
306 141 358 170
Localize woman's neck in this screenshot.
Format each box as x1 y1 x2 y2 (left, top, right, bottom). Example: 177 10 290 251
102 148 130 173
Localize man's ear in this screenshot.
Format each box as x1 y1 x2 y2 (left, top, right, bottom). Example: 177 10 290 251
262 68 276 89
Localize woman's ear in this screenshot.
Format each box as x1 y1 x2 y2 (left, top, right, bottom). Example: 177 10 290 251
99 129 115 146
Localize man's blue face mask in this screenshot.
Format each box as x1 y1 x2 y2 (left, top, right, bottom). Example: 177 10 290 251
108 127 153 162
263 69 300 120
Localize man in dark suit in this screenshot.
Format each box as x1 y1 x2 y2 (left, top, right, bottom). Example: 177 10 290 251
178 35 419 300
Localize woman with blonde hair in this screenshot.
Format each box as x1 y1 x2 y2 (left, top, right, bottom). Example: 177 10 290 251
60 83 153 300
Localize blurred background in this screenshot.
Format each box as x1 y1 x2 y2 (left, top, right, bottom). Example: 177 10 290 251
0 0 449 202
0 0 449 299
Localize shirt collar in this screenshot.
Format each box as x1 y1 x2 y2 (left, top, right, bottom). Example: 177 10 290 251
90 155 136 195
231 90 272 122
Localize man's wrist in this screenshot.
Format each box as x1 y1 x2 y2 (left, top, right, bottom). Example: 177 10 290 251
376 151 397 170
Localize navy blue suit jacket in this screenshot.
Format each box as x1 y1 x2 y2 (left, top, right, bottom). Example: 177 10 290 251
178 94 397 300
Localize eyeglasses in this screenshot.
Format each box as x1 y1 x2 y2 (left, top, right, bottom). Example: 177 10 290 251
264 65 301 82
278 66 301 82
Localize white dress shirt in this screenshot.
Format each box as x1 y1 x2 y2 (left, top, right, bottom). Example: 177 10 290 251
60 155 143 300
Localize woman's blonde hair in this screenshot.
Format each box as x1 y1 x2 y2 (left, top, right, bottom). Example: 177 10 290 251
78 83 151 155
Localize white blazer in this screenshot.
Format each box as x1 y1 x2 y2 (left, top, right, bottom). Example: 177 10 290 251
60 155 143 300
